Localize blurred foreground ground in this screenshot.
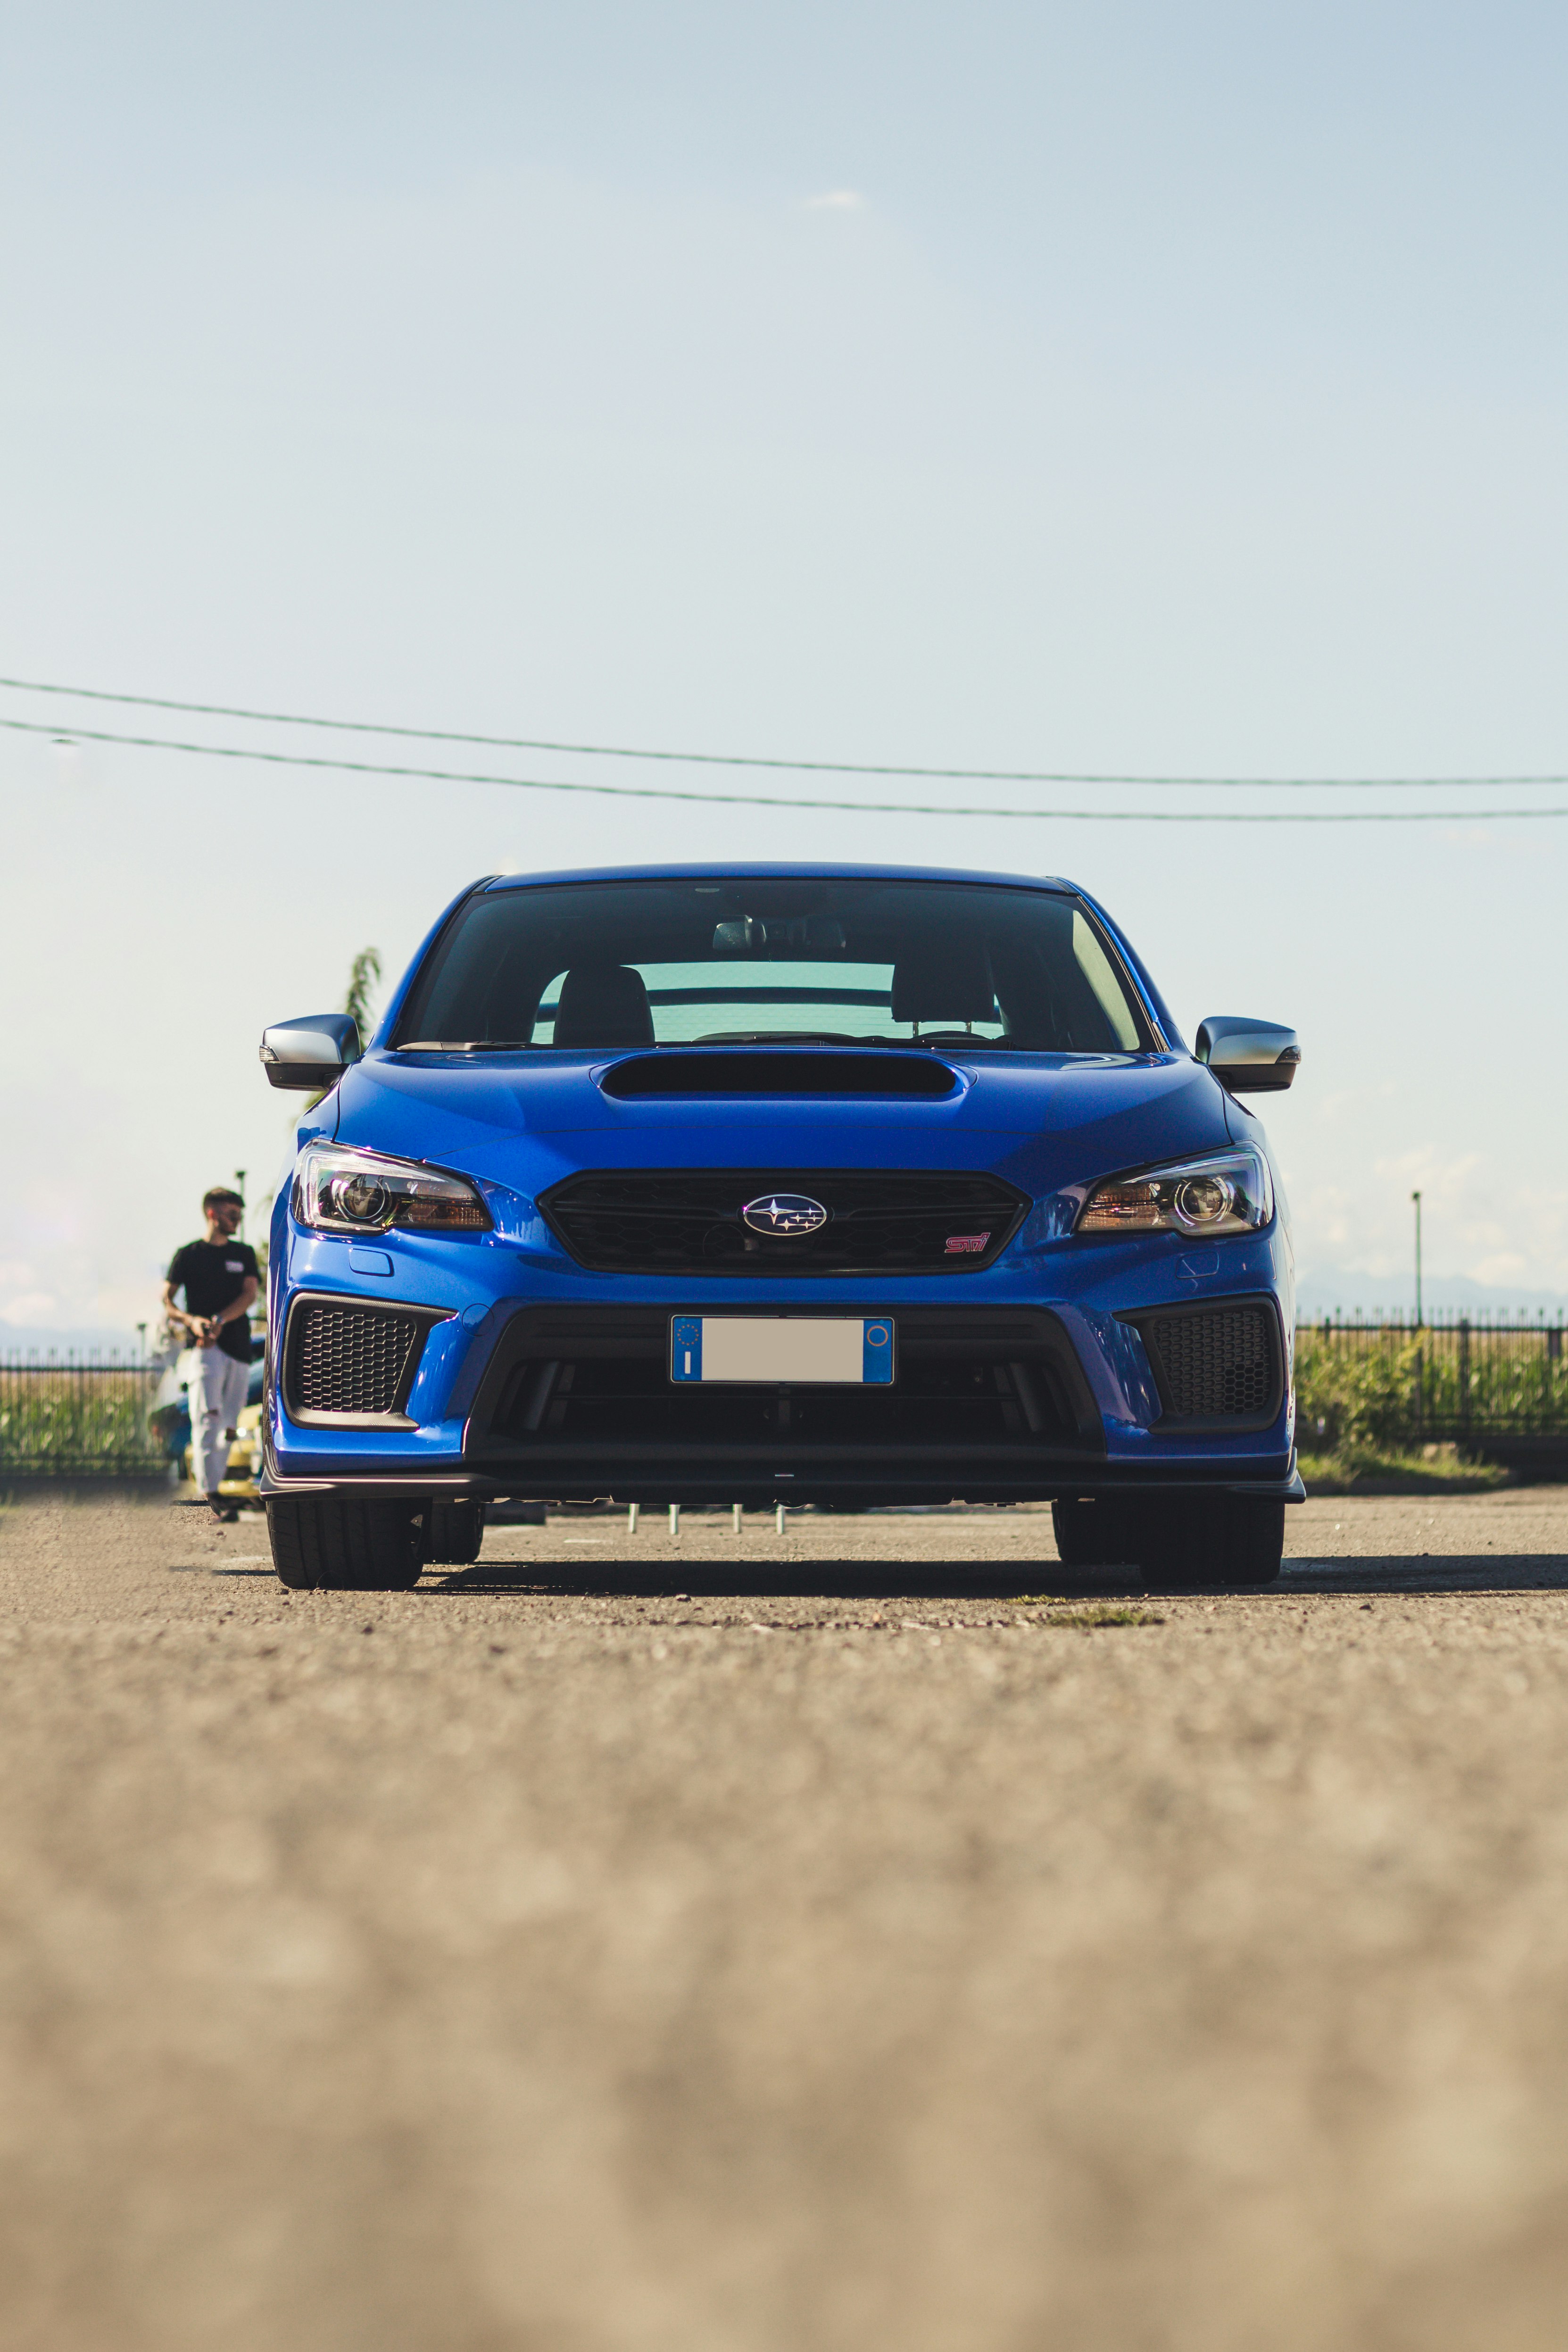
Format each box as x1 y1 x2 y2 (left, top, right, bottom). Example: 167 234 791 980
3 1490 1568 2352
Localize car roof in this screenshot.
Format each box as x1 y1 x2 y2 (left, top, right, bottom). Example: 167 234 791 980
481 863 1079 893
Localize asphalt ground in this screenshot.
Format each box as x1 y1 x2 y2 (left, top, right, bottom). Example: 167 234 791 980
4 1489 1568 2352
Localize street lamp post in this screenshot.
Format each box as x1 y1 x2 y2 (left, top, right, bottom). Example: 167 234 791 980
1411 1190 1423 1327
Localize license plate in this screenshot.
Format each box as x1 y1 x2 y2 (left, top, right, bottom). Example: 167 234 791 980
670 1316 895 1385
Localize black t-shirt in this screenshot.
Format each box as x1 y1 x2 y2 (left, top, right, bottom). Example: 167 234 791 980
167 1240 259 1363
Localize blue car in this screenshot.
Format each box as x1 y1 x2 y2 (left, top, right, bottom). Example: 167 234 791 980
258 864 1302 1591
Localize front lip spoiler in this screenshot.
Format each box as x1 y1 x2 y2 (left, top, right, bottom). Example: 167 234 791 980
258 1462 1307 1505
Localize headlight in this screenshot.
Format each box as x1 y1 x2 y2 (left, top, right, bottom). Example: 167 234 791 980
1075 1146 1272 1237
293 1145 491 1235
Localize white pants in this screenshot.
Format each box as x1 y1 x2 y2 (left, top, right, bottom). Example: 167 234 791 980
188 1347 250 1494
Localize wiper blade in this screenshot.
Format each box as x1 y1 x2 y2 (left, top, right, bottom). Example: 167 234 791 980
688 1030 862 1046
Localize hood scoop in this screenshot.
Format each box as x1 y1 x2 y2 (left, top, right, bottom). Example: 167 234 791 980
598 1050 960 1101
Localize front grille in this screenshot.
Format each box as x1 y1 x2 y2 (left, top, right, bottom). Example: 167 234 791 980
471 1305 1096 1462
539 1170 1030 1276
1142 1304 1278 1420
289 1302 426 1417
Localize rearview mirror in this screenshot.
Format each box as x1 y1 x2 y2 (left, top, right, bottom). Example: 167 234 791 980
259 1014 362 1092
1195 1016 1300 1094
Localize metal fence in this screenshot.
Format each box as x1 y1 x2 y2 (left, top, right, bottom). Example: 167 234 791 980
1294 1314 1568 1468
0 1354 171 1478
7 1323 1568 1479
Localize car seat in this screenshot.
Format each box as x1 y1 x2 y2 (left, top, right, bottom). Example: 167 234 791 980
553 963 656 1048
890 942 995 1029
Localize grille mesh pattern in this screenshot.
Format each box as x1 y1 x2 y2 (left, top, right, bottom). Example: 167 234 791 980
1145 1305 1277 1419
292 1303 423 1416
539 1171 1029 1276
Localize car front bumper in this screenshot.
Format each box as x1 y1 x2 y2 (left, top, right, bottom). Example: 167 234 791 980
263 1215 1301 1509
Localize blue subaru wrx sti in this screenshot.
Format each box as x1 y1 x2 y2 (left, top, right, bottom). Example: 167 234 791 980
258 864 1302 1592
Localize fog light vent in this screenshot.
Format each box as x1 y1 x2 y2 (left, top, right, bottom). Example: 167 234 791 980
291 1303 425 1417
1144 1304 1277 1420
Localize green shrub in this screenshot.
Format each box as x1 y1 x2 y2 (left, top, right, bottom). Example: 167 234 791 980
0 1371 165 1473
1294 1331 1421 1451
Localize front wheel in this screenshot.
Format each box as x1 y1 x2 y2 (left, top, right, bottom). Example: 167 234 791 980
1051 1496 1142 1568
1137 1495 1285 1589
1223 1496 1287 1586
266 1494 424 1591
424 1500 485 1565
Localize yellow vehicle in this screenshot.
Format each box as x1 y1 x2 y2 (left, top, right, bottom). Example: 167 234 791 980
182 1400 264 1503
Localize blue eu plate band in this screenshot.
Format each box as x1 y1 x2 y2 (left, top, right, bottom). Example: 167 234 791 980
670 1317 896 1385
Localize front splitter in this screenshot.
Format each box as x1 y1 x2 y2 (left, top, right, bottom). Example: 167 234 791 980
260 1461 1306 1507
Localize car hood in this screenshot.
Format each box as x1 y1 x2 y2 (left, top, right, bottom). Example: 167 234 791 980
330 1050 1231 1212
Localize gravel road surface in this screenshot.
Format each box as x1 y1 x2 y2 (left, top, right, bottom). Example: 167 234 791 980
4 1489 1568 2352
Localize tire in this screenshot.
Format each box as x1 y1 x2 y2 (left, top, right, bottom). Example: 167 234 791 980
425 1500 485 1566
265 1493 425 1591
1051 1496 1142 1568
1137 1495 1284 1589
1224 1496 1286 1586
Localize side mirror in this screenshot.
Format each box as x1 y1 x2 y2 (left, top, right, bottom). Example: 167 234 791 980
1196 1016 1301 1094
259 1014 362 1092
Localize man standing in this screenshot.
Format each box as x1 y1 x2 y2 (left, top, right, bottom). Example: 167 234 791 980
162 1188 260 1521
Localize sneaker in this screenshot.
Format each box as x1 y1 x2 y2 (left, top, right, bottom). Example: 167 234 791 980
206 1493 240 1524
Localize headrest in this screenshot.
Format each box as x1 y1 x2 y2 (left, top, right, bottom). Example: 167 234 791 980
553 964 655 1049
890 941 995 1026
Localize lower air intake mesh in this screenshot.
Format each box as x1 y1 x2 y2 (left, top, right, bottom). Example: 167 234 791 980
290 1302 424 1416
1144 1304 1277 1420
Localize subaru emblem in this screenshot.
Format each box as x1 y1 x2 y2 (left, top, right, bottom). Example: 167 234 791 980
742 1192 829 1237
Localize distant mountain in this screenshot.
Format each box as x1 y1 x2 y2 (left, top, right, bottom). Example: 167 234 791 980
1295 1266 1568 1319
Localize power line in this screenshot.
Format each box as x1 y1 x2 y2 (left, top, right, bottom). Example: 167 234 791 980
0 671 1562 790
5 712 1567 822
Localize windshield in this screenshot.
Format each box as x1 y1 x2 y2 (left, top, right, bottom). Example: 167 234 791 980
395 878 1153 1055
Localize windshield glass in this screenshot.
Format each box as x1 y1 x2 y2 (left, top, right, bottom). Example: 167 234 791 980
395 879 1152 1055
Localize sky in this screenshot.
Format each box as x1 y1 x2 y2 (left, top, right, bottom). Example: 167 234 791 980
2 0 1566 1339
